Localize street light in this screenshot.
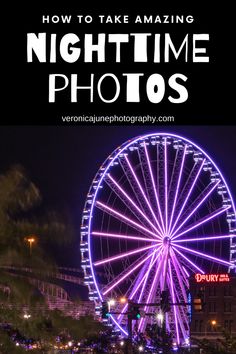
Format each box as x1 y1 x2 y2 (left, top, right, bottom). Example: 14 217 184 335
120 297 127 304
157 313 164 322
108 299 116 306
211 320 217 326
23 314 31 319
25 235 36 255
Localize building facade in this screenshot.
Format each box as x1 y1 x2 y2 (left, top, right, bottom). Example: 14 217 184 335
190 273 236 341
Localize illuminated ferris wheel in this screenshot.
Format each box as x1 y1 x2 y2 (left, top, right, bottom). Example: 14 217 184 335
80 133 236 345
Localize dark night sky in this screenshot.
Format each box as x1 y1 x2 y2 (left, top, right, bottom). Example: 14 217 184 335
0 125 235 267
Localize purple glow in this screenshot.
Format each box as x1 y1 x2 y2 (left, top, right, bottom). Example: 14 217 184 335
172 205 231 240
92 231 156 243
172 251 189 287
84 132 236 340
124 154 164 235
103 250 156 295
174 244 234 267
169 159 205 236
143 143 165 233
172 246 205 274
138 251 158 303
168 259 180 344
138 250 164 331
117 246 163 321
171 180 221 238
173 234 235 243
182 266 190 278
108 174 162 237
94 243 157 266
170 249 187 302
168 145 187 235
96 201 160 239
164 138 168 234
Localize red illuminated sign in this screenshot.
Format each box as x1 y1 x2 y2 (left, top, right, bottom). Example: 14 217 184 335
195 273 230 283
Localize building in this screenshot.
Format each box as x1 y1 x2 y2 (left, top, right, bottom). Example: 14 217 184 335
190 273 236 341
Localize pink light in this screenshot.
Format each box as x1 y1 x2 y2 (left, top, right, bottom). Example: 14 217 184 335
164 138 168 234
117 246 163 320
170 249 187 302
138 250 164 331
92 231 156 243
171 180 221 238
173 234 235 243
172 246 205 274
174 244 234 267
107 174 162 238
169 159 205 236
168 259 180 344
168 145 187 234
143 143 165 233
96 201 160 239
103 250 156 295
124 155 164 235
172 205 231 240
94 243 157 266
138 251 158 303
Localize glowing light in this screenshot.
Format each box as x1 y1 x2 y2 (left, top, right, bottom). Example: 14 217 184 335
120 297 127 304
138 345 144 352
96 201 160 239
84 132 236 340
211 320 217 326
108 299 116 306
195 273 230 283
157 313 164 322
92 231 155 243
94 243 157 266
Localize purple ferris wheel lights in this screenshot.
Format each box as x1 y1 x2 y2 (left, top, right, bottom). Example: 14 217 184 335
167 144 187 235
94 243 158 266
172 205 231 241
82 132 235 342
174 244 235 268
96 200 160 239
168 259 180 345
143 143 165 232
169 158 206 236
92 231 156 243
102 250 156 295
124 154 164 235
107 173 162 237
170 179 221 238
164 138 168 234
173 234 235 243
172 246 205 274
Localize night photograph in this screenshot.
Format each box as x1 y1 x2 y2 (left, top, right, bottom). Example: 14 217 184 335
0 126 235 353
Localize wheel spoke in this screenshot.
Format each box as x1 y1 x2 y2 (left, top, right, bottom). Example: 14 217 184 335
168 145 187 234
102 249 156 295
92 231 156 243
164 138 168 234
173 244 234 268
106 173 162 237
124 155 164 234
143 143 165 233
96 201 161 240
172 246 205 274
94 243 158 266
169 159 205 236
173 234 235 243
171 180 221 238
168 259 180 345
171 206 231 240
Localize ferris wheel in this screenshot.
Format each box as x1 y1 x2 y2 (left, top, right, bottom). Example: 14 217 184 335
80 133 236 345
